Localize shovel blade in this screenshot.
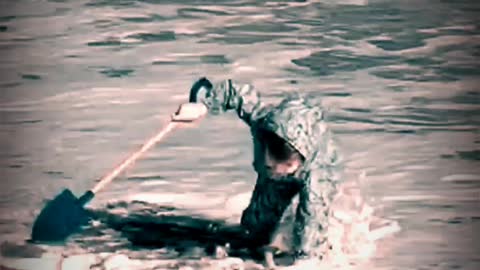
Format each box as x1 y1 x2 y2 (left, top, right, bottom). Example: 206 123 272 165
30 189 92 242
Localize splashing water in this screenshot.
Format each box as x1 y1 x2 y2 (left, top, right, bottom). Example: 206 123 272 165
325 171 401 268
265 171 401 269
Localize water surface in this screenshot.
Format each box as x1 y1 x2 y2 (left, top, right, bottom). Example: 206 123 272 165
0 0 479 269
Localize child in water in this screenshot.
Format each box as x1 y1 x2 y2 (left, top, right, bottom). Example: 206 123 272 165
172 77 340 267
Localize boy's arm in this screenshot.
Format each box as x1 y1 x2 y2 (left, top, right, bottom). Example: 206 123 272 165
293 179 335 259
292 119 341 260
189 77 267 126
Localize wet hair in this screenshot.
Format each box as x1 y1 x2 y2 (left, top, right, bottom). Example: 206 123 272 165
257 128 304 163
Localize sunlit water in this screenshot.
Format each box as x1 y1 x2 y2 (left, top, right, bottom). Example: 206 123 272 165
0 0 479 269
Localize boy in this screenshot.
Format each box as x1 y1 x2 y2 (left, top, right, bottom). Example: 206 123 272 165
172 77 340 267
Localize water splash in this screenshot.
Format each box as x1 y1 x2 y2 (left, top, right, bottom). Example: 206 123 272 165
325 171 401 268
265 171 401 269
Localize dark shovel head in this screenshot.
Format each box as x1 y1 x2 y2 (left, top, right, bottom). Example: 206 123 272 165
30 189 94 243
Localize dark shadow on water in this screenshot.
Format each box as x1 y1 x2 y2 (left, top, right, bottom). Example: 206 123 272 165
85 0 138 8
457 150 480 161
82 202 294 265
87 40 123 47
126 31 176 42
99 68 135 78
177 7 232 18
20 74 42 81
88 203 251 249
120 14 168 23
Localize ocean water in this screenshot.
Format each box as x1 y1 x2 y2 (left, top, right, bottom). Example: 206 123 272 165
0 0 479 269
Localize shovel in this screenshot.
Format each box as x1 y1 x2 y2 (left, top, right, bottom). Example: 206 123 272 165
30 78 213 242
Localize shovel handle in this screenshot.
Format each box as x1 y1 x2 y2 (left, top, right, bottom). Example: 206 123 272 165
91 121 179 194
90 77 210 195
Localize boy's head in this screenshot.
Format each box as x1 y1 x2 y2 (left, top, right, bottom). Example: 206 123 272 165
256 94 327 163
258 128 305 179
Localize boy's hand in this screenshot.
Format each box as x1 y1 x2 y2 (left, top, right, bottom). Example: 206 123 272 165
171 102 208 122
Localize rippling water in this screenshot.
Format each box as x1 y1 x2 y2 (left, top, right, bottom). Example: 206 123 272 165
1 0 479 269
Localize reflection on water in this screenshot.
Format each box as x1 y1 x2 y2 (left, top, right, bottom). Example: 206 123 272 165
0 0 479 269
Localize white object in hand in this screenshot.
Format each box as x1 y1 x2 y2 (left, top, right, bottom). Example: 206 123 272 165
171 102 208 122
